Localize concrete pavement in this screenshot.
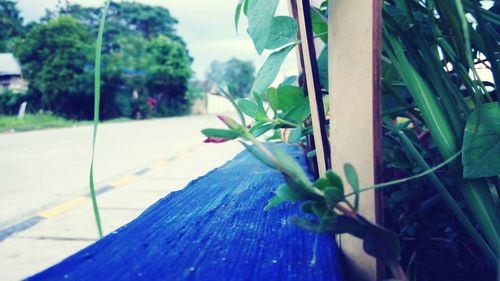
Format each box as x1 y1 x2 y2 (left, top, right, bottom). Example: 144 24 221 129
0 115 243 280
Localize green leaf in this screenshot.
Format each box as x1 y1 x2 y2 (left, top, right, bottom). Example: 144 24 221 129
301 202 329 217
314 178 331 190
270 151 317 200
317 47 328 89
249 122 274 137
201 128 240 139
255 110 269 122
276 84 306 112
270 145 311 186
276 183 303 201
247 0 280 54
264 195 285 211
89 0 112 238
288 126 303 144
462 102 500 178
217 115 243 131
237 99 258 118
311 7 327 43
243 0 249 15
306 150 316 158
239 141 277 169
324 187 344 206
251 44 296 95
282 99 310 124
285 176 321 200
235 0 245 32
265 16 298 50
325 171 344 192
266 87 278 114
344 163 360 210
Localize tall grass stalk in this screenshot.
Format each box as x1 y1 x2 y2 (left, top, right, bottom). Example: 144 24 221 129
89 0 111 238
383 0 500 262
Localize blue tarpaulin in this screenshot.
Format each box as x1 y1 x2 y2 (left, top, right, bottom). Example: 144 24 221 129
27 144 343 281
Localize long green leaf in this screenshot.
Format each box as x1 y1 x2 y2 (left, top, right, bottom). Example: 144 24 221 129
89 0 111 238
251 44 296 95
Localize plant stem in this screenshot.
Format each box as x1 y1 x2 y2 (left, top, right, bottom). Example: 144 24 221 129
397 129 496 264
275 118 300 127
344 150 462 197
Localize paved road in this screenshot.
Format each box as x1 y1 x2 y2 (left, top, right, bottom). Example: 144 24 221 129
0 114 245 280
0 114 238 229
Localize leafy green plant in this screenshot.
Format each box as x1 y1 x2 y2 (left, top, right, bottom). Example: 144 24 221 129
203 0 499 279
382 0 500 269
203 114 406 279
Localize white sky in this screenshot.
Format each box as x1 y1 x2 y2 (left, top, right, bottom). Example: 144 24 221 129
17 0 298 80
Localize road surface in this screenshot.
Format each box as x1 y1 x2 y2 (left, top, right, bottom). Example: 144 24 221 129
0 114 245 280
0 114 240 230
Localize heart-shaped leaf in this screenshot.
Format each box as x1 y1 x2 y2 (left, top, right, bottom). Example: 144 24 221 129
265 16 298 50
462 102 500 178
324 187 344 206
247 0 280 54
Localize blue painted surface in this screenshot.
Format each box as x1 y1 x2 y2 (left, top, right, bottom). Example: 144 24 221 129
27 144 343 281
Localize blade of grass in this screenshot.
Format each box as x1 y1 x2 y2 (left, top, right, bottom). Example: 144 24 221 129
391 125 496 264
89 0 111 238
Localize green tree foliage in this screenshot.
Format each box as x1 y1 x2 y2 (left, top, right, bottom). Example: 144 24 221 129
144 36 192 116
15 16 93 119
8 1 192 120
206 58 255 97
0 0 24 52
59 1 192 118
58 2 186 50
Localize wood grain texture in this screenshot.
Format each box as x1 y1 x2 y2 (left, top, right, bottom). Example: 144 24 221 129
27 144 343 281
328 0 379 280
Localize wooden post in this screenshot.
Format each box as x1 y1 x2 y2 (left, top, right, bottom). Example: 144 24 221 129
295 0 330 177
328 0 383 280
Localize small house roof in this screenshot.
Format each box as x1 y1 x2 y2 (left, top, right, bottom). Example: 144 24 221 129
0 53 22 76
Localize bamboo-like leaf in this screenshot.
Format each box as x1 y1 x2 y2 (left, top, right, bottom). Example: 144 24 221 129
234 0 245 32
89 0 111 239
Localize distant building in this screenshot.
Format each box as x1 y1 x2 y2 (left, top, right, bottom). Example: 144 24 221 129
0 53 28 94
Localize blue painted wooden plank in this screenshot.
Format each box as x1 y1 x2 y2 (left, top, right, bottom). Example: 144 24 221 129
27 144 343 281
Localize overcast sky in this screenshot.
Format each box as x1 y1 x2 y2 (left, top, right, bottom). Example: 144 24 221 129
17 0 297 80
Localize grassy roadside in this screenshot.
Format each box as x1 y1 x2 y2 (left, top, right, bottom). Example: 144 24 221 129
0 113 129 133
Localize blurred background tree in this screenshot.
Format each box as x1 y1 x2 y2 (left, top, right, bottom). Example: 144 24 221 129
4 1 193 120
0 0 25 52
1 1 257 120
206 57 255 98
15 16 93 119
